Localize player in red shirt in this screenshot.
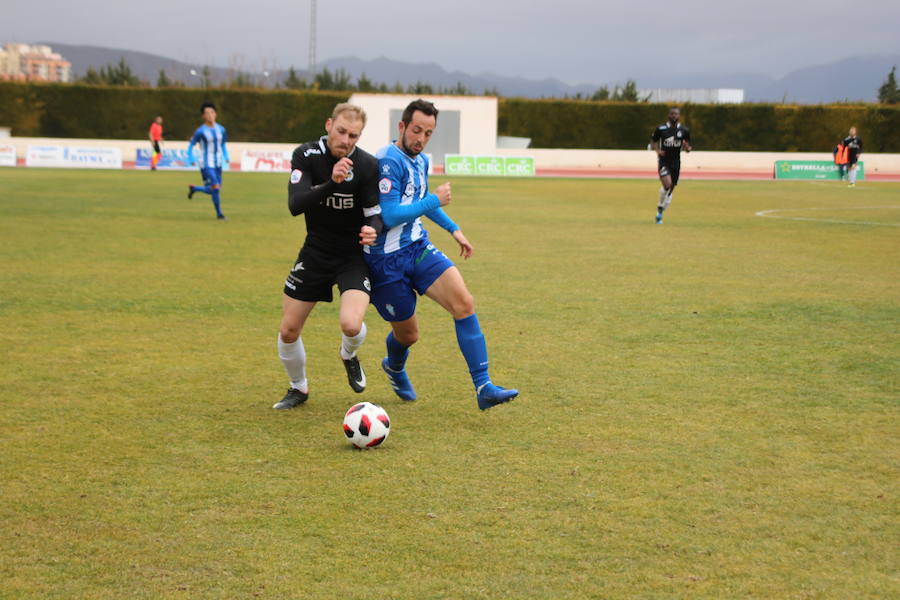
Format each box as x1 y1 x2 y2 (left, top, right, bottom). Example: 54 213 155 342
148 116 163 170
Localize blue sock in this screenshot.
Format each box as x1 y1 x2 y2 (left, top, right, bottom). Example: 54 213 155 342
455 314 490 390
385 331 409 371
193 185 212 195
211 188 223 217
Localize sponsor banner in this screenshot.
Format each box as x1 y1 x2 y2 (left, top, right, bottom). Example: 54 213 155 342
444 154 535 177
445 155 475 175
241 149 292 172
775 160 865 181
135 148 230 170
475 156 505 176
26 145 122 169
503 156 535 177
0 144 15 167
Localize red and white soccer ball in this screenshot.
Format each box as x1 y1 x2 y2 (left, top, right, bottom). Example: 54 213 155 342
343 402 391 449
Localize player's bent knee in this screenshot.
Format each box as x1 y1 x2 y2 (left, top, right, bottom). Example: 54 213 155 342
339 320 362 338
449 292 475 319
394 331 419 346
394 328 419 346
279 324 300 343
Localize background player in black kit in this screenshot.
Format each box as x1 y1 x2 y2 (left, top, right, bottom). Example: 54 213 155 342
842 126 863 187
273 103 383 410
650 107 692 224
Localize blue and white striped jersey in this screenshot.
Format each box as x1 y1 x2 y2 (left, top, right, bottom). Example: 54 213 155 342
188 123 229 168
366 143 457 255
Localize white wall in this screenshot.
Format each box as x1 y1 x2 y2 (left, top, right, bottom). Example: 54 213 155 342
348 93 498 156
4 136 900 174
494 148 900 174
3 137 296 161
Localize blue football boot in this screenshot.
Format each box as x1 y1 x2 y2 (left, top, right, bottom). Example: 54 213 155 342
382 358 416 401
477 383 518 411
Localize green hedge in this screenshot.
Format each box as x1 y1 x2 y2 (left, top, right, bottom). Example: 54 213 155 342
2 82 898 152
498 99 900 152
0 82 349 143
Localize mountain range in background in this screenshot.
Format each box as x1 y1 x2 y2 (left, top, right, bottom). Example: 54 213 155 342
39 42 900 104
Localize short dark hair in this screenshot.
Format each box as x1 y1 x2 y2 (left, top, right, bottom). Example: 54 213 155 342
200 101 216 115
401 99 438 125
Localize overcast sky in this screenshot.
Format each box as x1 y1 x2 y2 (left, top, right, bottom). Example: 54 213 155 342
6 0 900 84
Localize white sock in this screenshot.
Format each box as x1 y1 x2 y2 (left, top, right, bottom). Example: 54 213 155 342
278 334 307 391
658 187 667 211
849 167 857 184
662 190 673 211
340 321 367 360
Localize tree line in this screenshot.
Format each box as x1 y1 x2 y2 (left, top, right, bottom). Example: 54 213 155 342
77 57 900 104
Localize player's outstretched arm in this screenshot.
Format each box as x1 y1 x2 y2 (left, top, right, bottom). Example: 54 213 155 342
221 128 230 165
186 129 201 165
377 172 439 229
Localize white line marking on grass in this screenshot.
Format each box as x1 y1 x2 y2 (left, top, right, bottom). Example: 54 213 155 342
755 206 900 227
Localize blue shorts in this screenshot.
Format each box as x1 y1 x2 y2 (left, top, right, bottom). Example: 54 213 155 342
200 167 222 187
364 238 454 322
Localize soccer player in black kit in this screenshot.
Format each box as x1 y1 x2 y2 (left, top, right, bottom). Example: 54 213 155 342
273 103 383 410
650 107 692 224
842 126 863 187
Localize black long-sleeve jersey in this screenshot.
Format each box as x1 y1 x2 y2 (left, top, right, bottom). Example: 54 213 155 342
841 135 863 162
287 136 382 255
651 122 691 163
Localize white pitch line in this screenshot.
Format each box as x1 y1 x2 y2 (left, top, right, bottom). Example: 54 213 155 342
755 206 900 227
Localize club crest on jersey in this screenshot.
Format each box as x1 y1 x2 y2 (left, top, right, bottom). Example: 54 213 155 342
290 169 302 184
363 277 371 291
405 182 414 196
345 168 354 182
379 178 392 193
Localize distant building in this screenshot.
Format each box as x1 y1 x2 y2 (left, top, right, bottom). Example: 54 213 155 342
0 43 72 82
639 88 744 104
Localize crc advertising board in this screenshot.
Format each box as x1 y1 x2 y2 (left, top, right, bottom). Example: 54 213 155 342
774 160 865 181
27 145 122 169
444 155 535 177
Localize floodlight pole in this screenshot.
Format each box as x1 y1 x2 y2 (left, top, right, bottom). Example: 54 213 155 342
309 0 317 73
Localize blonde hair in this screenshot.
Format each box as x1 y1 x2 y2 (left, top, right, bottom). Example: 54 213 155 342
331 103 367 126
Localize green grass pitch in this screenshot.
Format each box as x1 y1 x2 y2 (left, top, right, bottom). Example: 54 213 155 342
1 168 898 599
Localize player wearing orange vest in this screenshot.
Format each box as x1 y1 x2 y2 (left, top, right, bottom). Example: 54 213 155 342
841 127 863 187
149 116 163 170
833 140 848 181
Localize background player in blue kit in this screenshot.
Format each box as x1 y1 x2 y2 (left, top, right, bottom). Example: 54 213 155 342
365 99 518 411
187 102 229 220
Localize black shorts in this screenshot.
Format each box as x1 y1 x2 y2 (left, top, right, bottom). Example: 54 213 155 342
283 245 371 303
658 159 681 185
152 141 161 154
848 154 859 166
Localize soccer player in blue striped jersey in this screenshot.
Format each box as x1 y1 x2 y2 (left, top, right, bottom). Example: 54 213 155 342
187 102 229 220
364 99 518 411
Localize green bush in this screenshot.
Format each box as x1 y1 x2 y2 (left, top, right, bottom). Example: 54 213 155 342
2 82 898 151
498 98 900 152
0 82 349 142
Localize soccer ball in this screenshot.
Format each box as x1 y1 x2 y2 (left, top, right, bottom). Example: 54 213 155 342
342 402 391 449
